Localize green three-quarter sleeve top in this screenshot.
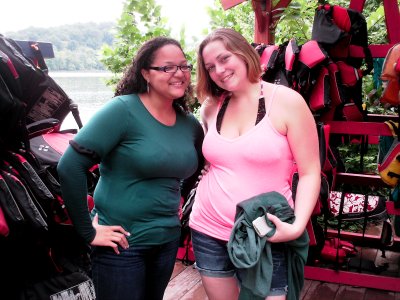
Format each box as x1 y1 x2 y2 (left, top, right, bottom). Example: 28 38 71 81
57 94 204 246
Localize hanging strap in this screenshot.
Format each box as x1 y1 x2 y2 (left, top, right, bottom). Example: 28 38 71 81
357 194 370 271
334 188 346 269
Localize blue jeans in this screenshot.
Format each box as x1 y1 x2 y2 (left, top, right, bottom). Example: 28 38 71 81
91 239 179 300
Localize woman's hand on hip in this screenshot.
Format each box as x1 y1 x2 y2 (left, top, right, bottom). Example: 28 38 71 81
90 213 130 254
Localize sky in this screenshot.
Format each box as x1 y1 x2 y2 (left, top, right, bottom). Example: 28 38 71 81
0 0 215 40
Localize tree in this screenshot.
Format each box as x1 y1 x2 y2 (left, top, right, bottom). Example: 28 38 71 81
7 23 116 71
206 0 254 41
100 0 172 87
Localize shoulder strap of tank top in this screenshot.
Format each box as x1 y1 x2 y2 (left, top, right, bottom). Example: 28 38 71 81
216 93 231 134
265 85 279 116
217 92 230 110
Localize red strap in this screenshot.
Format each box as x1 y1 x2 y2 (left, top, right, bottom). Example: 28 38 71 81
260 45 279 71
284 39 298 72
0 50 19 79
332 5 351 32
336 61 363 86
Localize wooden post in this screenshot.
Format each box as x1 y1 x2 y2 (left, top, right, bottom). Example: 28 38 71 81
252 0 272 44
252 0 292 44
219 0 292 44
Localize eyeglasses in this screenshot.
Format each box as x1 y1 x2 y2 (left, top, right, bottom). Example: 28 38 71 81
149 65 193 73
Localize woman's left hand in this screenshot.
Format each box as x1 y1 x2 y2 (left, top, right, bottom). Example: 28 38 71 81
90 214 130 254
265 213 303 243
198 163 210 180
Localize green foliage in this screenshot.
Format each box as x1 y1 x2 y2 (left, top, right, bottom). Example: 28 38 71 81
317 215 383 233
5 22 115 71
100 0 171 87
366 6 387 44
337 143 379 174
47 48 106 71
274 1 315 45
206 0 254 42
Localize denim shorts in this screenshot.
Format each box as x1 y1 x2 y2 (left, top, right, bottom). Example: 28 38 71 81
191 229 288 296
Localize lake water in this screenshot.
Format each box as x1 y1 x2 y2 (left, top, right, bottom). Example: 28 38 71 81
49 71 114 130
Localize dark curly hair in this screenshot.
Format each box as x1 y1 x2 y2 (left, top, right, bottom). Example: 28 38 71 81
114 36 193 113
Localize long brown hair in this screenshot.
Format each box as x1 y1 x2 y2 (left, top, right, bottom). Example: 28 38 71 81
196 28 262 101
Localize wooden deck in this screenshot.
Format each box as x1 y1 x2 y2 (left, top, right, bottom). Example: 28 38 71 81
165 262 206 300
165 218 400 299
165 258 400 299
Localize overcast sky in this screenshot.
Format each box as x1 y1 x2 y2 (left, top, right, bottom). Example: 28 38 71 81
1 0 214 39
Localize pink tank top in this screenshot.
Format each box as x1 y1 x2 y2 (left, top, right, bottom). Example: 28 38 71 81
189 85 295 241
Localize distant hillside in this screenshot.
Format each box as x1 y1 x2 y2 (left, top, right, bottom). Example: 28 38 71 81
4 22 116 71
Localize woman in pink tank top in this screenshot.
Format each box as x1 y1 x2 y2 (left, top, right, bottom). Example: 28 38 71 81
189 28 321 300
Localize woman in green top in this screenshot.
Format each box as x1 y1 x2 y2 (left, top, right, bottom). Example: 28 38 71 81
57 37 204 300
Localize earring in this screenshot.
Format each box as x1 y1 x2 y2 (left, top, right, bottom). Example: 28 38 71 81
147 81 150 93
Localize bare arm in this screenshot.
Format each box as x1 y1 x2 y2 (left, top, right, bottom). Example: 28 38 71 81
267 86 321 242
200 96 220 134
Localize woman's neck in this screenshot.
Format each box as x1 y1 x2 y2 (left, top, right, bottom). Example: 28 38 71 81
229 80 262 103
140 92 174 110
139 92 176 125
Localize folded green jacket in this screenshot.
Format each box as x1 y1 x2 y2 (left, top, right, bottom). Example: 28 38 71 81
227 191 309 300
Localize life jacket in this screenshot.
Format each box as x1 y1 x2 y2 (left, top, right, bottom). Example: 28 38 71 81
311 3 373 117
0 35 96 299
252 2 374 121
0 34 77 151
380 43 400 106
312 4 372 74
378 121 400 187
258 44 289 86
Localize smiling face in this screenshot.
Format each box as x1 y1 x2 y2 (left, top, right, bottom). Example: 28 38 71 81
142 44 191 101
202 40 249 93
